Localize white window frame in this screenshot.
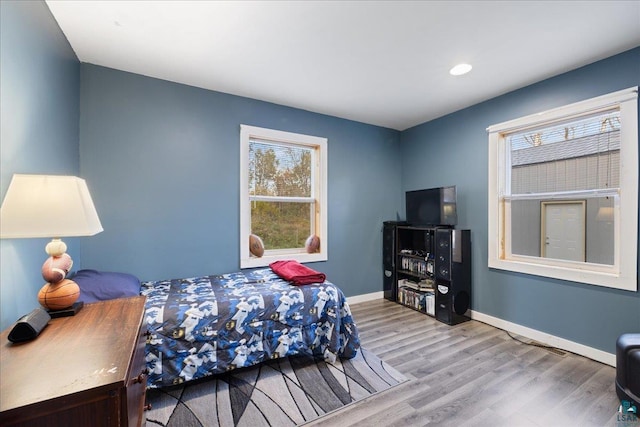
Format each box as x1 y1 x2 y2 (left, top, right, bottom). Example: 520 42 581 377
487 87 638 291
240 124 328 268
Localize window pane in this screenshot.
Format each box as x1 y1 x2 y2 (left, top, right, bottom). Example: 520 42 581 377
510 197 614 265
507 110 619 265
249 139 312 197
251 201 312 250
509 111 620 194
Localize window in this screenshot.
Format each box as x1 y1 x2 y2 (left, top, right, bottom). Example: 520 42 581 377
487 87 638 291
240 125 327 268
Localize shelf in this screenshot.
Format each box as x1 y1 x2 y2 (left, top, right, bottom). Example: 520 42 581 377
397 301 433 316
399 282 435 293
397 269 431 280
398 253 430 260
397 285 435 316
385 222 472 325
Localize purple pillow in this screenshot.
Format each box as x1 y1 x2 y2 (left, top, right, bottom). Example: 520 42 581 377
71 269 140 303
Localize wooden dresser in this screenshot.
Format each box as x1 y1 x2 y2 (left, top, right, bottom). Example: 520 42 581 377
0 296 148 426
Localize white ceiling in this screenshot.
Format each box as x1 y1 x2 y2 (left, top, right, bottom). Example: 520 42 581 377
45 1 640 131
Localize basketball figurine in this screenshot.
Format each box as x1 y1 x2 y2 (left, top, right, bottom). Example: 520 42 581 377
38 279 80 311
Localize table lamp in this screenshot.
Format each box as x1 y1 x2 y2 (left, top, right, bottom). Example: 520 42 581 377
0 174 103 316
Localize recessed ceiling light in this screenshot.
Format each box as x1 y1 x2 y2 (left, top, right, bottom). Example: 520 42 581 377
450 63 472 76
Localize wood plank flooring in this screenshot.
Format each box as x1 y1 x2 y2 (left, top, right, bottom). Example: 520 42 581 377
305 299 623 427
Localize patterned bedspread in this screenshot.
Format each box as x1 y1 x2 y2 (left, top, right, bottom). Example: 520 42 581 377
141 268 360 388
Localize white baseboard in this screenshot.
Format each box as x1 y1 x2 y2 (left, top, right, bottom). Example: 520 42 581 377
470 310 616 367
347 291 383 305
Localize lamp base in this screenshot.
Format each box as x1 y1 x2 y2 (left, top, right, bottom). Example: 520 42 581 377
48 301 84 318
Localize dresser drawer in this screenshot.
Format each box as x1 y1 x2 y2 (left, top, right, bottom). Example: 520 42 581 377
124 324 148 426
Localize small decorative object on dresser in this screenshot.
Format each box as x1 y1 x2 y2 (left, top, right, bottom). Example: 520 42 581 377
0 296 148 427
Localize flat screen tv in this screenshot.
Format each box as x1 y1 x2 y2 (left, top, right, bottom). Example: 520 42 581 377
405 186 457 226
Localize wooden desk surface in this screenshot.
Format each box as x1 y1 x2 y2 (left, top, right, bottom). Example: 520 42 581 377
0 296 146 414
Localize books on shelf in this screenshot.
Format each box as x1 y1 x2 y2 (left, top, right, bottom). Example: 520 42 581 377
426 293 435 316
398 278 434 291
397 279 435 315
399 256 434 276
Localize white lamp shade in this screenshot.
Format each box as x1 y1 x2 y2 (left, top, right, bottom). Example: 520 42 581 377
0 174 103 239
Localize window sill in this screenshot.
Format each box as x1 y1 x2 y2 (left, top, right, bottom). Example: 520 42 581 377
241 252 327 269
488 257 636 292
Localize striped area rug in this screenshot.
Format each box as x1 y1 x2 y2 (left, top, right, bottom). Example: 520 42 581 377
145 347 407 427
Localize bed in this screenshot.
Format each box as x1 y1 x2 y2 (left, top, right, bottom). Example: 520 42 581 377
72 267 360 389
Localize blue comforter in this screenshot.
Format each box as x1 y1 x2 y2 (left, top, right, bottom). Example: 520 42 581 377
141 268 360 388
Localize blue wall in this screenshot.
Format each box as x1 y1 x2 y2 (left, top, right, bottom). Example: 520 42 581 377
401 47 640 354
0 1 81 329
78 65 402 292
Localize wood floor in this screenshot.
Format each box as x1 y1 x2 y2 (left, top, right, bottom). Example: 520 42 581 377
306 299 623 427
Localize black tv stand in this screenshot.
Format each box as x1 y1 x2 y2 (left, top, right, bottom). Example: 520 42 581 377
383 223 471 325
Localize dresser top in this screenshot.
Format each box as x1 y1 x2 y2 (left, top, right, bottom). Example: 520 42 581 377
0 296 146 413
